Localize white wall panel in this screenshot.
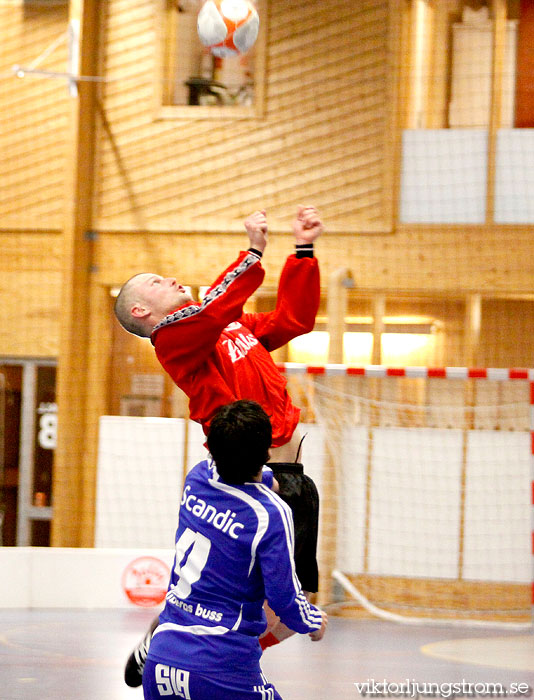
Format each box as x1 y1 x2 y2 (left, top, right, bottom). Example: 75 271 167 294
400 130 488 224
463 430 530 582
367 427 464 578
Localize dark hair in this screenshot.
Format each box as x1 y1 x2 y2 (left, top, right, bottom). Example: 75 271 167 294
207 400 272 484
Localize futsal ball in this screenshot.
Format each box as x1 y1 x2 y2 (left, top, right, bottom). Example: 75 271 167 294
197 0 260 57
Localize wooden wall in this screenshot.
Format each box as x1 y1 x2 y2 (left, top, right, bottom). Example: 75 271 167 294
96 224 534 293
0 3 68 358
0 231 62 357
93 0 395 234
0 3 69 231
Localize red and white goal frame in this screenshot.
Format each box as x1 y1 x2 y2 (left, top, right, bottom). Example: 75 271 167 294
276 363 534 627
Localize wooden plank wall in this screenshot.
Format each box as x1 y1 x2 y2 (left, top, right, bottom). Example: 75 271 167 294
0 3 68 357
94 0 394 234
0 231 62 357
0 4 69 231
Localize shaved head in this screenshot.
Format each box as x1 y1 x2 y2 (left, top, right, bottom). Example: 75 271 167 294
114 274 153 337
114 273 193 338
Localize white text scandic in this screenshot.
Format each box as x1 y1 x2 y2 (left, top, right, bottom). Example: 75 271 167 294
181 485 245 540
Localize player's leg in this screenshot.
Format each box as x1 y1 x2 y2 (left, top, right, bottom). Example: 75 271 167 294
143 659 283 699
125 614 159 687
268 429 303 463
260 462 319 649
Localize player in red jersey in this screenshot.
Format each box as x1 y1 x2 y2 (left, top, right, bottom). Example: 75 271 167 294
114 206 323 687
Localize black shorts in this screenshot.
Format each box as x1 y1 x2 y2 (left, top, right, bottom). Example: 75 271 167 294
269 463 319 593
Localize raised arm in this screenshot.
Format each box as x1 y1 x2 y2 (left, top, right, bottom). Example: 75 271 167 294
241 206 323 351
245 209 268 254
293 205 324 246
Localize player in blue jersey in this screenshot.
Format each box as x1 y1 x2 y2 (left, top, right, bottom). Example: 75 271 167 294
142 400 328 700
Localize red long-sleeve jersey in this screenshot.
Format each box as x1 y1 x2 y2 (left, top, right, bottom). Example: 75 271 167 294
151 250 320 447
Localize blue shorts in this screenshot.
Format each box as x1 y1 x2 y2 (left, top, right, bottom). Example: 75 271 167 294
142 659 283 700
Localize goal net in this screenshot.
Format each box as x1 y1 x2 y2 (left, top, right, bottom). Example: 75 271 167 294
282 364 533 628
95 364 533 627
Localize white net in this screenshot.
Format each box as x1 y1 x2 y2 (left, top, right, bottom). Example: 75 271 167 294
95 416 206 549
286 368 532 627
94 367 532 627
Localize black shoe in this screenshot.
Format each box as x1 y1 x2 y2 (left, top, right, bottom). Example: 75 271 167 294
124 625 154 688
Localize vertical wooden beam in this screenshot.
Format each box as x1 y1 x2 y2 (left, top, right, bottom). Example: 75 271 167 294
407 0 434 129
397 0 414 131
371 294 386 365
459 293 481 578
51 0 99 547
428 0 451 128
160 0 178 106
326 268 353 364
364 293 386 577
363 294 386 578
384 0 404 229
319 267 352 605
78 284 114 546
465 293 482 367
486 0 507 223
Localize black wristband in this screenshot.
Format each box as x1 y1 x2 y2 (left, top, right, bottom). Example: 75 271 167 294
248 247 263 259
295 243 314 259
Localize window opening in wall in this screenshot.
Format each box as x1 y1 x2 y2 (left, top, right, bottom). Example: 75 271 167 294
160 0 264 113
0 366 22 547
33 366 56 517
160 0 266 118
405 0 520 130
0 360 56 547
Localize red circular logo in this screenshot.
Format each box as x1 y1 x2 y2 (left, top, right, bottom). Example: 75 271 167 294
122 556 170 607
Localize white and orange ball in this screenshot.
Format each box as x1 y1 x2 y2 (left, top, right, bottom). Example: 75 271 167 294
197 0 259 57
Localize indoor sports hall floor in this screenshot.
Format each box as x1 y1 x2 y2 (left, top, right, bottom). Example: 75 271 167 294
1 608 533 700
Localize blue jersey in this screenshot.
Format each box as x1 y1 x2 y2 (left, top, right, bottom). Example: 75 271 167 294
147 459 322 682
